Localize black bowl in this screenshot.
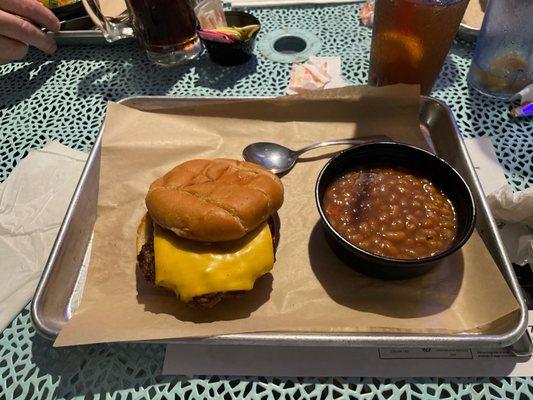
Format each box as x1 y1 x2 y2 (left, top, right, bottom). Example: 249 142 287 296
315 142 476 279
200 11 260 66
51 1 87 21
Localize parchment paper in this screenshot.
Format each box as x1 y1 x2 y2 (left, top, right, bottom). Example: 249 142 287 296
55 85 520 347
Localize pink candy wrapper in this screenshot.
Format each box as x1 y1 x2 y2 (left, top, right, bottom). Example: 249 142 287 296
287 57 348 95
197 29 235 44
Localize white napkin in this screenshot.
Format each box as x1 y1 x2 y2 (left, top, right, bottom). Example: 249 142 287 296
488 186 533 226
0 142 87 332
464 137 532 266
163 341 533 377
487 185 533 267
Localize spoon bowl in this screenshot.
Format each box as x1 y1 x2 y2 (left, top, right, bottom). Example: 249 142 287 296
242 136 391 174
242 142 299 174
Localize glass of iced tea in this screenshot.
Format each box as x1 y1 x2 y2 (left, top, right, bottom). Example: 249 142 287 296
84 0 202 66
368 0 469 95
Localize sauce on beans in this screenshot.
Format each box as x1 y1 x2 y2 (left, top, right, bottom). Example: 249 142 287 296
323 166 457 259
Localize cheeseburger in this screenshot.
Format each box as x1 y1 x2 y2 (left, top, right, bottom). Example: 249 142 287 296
136 159 284 307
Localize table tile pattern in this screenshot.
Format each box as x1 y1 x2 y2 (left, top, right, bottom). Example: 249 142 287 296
0 4 531 399
3 307 533 400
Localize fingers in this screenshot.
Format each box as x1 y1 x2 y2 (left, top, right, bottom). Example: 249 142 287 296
0 0 60 62
0 35 29 62
0 9 57 54
0 0 60 32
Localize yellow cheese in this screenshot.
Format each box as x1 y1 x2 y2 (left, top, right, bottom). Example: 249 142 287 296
154 223 274 302
39 0 77 8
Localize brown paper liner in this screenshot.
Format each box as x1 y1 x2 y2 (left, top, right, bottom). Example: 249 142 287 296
55 85 519 346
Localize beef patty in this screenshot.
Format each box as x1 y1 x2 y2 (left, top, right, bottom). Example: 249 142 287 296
137 216 279 308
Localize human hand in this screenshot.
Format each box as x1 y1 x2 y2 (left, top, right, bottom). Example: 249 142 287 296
0 0 61 64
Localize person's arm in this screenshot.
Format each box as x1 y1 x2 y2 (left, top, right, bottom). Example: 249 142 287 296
0 0 60 64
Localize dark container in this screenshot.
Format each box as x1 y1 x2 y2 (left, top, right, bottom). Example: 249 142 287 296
315 142 476 279
51 1 87 21
201 11 260 66
126 0 198 51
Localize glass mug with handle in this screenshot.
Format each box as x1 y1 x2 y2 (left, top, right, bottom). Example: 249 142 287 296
84 0 202 66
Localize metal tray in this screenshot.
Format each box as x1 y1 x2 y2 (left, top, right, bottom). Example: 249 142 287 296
56 31 109 46
458 22 479 42
31 96 532 355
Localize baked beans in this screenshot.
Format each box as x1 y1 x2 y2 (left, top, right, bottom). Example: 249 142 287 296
323 166 457 259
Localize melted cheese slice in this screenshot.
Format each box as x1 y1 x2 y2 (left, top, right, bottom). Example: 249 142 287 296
154 223 274 302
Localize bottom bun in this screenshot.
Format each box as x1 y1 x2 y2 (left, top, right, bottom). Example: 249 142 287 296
136 213 278 308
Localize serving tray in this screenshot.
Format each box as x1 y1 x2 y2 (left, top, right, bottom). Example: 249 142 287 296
31 96 532 355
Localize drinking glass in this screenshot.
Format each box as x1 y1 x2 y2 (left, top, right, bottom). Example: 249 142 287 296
368 0 469 95
84 0 202 66
467 0 533 99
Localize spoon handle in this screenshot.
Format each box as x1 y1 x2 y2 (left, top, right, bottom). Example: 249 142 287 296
294 136 389 156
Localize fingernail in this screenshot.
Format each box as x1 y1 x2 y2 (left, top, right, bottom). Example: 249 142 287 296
46 41 57 54
46 32 57 53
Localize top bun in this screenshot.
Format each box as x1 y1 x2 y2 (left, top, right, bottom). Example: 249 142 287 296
145 159 284 242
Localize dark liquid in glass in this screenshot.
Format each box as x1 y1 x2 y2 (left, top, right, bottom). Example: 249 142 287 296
126 0 198 52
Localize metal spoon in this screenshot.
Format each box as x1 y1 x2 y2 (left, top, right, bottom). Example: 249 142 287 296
242 136 390 174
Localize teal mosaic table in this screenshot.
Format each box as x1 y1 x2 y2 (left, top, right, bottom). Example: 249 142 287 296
0 4 532 400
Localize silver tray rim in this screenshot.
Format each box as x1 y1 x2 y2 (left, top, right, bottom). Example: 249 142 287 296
54 29 132 46
31 95 530 353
